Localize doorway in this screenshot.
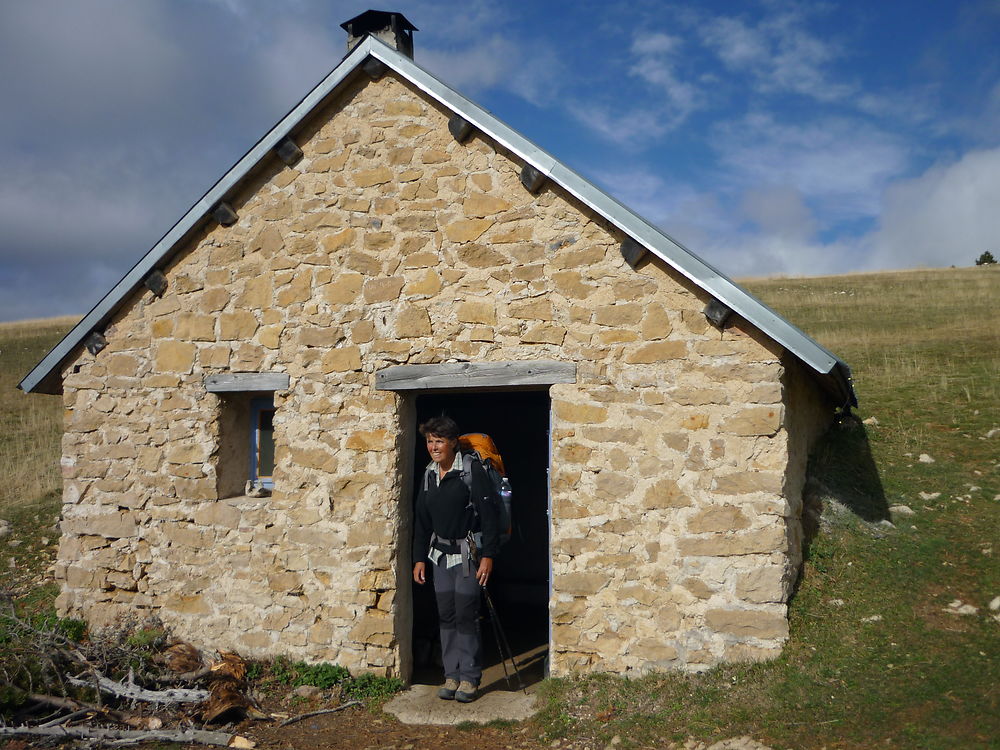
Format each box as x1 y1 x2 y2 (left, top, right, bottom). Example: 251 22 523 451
409 389 551 689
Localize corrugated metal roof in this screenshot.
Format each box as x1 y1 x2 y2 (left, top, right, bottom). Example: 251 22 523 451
19 35 856 406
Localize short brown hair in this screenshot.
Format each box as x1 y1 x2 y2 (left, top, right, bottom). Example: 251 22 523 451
419 415 459 441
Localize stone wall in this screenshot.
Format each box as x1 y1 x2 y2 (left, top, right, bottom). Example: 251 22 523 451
54 71 833 677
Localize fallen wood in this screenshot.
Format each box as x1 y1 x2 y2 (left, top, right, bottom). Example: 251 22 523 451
67 671 209 703
0 725 250 747
277 700 361 727
28 692 163 730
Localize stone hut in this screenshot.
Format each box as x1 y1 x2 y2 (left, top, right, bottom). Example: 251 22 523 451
21 11 855 679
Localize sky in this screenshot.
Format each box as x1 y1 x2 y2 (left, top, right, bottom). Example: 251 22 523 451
2 0 999 321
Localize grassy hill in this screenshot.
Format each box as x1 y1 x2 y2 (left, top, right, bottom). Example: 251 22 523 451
1 268 997 748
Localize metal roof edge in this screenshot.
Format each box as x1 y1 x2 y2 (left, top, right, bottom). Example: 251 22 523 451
22 35 856 407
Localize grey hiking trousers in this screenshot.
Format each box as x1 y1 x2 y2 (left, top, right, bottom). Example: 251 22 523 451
432 557 482 685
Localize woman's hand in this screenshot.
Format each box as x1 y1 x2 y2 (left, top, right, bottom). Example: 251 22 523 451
476 557 493 587
413 562 426 584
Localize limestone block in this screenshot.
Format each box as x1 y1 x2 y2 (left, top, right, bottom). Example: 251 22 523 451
686 505 750 534
633 638 678 663
363 277 405 303
259 324 283 349
714 471 783 495
595 471 636 500
551 246 606 269
457 300 496 325
593 304 642 327
670 387 729 406
345 251 382 276
192 502 242 529
164 594 212 615
106 354 141 377
559 443 593 464
551 270 593 299
553 400 607 424
324 273 364 304
681 577 714 599
704 608 788 640
312 152 349 172
558 571 607 596
463 193 512 217
219 311 259 340
625 341 687 363
722 406 783 436
736 566 786 603
353 167 393 187
364 231 395 251
510 298 554 320
346 430 391 452
321 346 362 373
641 479 691 509
322 228 355 253
445 218 493 243
677 526 787 556
351 319 375 343
457 243 507 267
291 444 340 473
154 341 196 374
522 324 566 345
395 305 432 338
165 443 209 464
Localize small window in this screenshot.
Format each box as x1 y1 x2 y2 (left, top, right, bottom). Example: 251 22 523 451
249 396 276 490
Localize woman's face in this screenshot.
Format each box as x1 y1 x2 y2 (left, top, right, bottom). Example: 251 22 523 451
425 433 458 466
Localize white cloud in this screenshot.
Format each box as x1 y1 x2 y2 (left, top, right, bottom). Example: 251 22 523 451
699 6 853 102
711 113 909 220
865 146 1000 269
628 32 703 119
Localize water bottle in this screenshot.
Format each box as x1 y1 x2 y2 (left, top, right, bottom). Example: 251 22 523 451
499 477 512 503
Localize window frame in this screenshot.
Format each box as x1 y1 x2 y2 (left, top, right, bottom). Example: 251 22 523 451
249 395 276 490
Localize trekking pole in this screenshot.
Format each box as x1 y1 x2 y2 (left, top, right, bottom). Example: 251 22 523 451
467 532 526 694
481 585 526 693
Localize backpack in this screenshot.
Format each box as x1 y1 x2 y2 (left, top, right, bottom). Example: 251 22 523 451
423 433 512 545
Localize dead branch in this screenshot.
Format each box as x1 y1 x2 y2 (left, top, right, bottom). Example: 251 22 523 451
67 670 209 703
28 692 163 730
276 700 361 727
154 664 214 683
0 725 251 747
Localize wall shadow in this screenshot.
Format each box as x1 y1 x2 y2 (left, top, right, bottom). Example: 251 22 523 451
801 412 890 542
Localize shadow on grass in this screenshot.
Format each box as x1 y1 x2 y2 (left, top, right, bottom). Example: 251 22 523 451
803 412 889 530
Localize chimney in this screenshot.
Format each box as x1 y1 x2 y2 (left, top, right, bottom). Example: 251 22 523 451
341 9 417 59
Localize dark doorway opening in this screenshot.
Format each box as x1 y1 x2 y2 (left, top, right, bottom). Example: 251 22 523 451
410 389 550 690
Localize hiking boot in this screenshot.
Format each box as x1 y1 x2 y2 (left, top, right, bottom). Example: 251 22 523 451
438 678 459 700
455 681 477 703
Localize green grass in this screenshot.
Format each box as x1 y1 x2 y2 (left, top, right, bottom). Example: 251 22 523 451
0 317 77 610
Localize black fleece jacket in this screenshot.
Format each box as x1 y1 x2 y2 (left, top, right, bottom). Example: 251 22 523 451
412 454 501 565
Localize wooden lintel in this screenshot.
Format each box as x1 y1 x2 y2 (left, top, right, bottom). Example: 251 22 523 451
703 299 733 329
212 202 238 227
84 332 107 356
375 360 576 392
520 164 546 194
143 270 168 297
204 373 290 393
362 58 388 80
448 115 475 143
275 137 303 166
620 238 648 269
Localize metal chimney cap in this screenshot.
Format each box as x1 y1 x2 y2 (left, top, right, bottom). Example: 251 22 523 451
340 10 418 34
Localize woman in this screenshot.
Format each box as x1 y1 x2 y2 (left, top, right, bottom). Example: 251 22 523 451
412 416 500 703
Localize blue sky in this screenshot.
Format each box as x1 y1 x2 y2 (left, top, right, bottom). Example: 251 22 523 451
2 0 999 321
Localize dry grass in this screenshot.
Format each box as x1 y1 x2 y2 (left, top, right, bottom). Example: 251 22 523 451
0 317 78 514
